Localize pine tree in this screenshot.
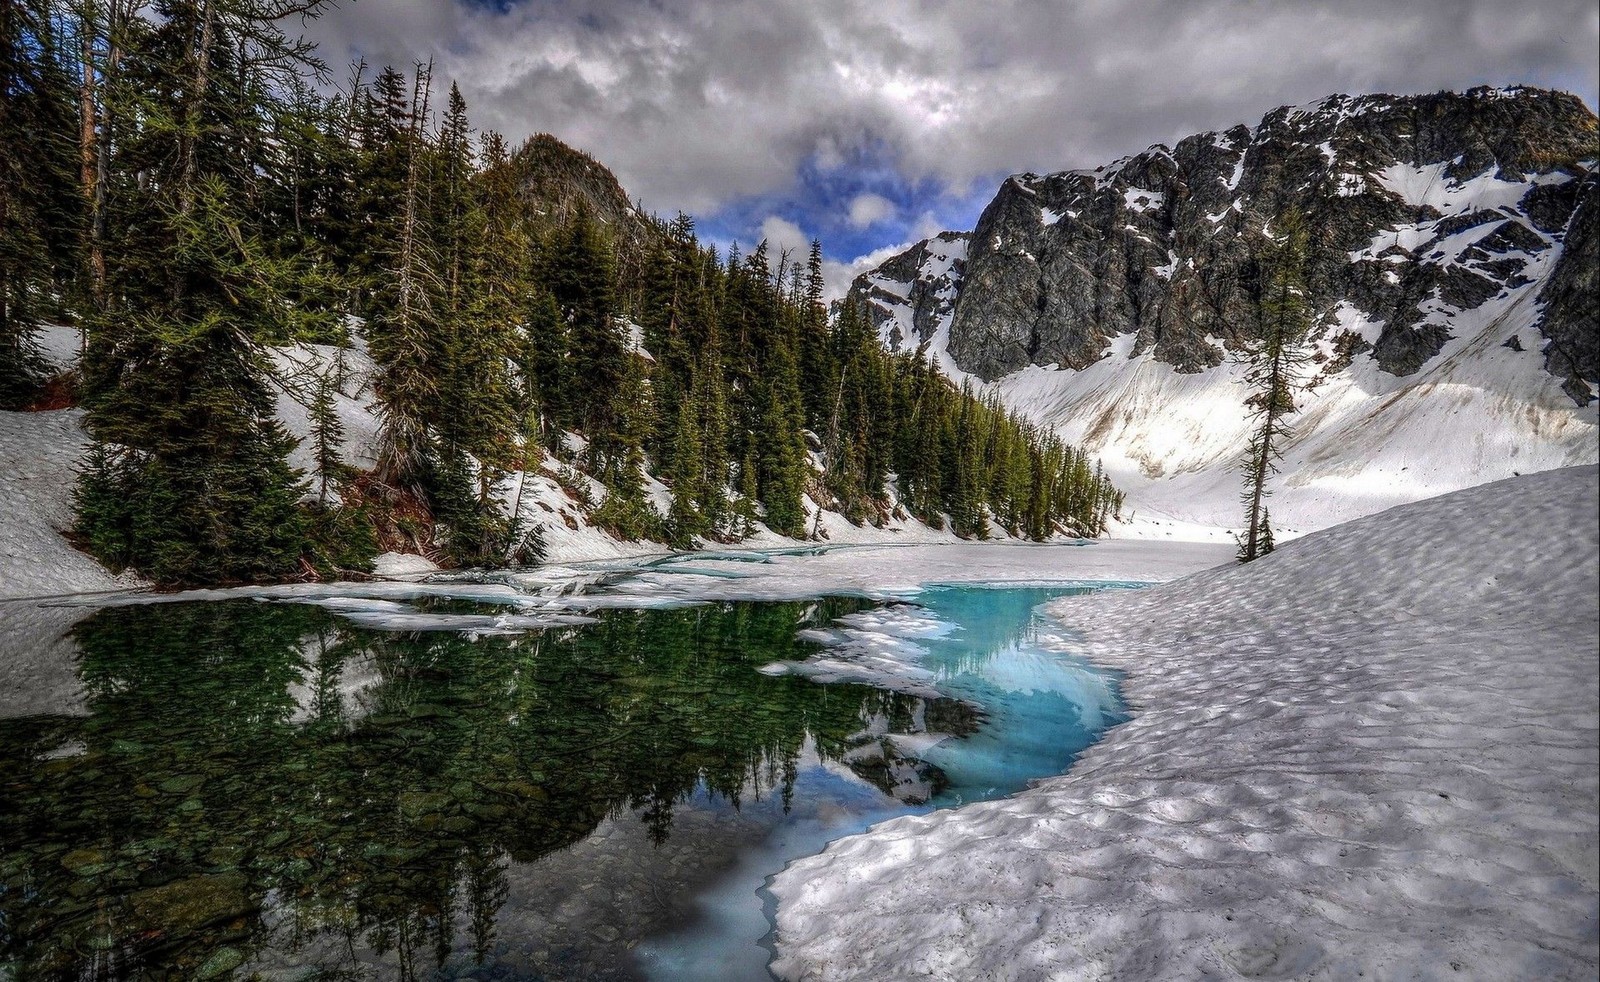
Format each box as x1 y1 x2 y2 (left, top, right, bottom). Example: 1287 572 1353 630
308 365 346 505
543 208 624 469
75 0 334 584
524 288 568 445
696 327 734 536
1237 209 1312 563
0 0 83 407
798 239 833 427
667 394 704 546
369 61 444 494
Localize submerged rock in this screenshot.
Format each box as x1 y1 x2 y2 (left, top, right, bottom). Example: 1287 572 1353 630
128 872 252 935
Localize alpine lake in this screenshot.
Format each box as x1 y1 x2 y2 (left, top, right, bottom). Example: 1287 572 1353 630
0 559 1133 981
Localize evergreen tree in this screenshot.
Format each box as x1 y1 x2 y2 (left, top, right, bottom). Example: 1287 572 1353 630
1237 210 1312 563
666 395 704 546
0 0 83 407
308 365 346 505
543 208 624 469
368 61 444 494
75 0 334 584
524 288 568 445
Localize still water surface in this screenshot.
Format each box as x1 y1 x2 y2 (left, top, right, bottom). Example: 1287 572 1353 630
0 579 1127 980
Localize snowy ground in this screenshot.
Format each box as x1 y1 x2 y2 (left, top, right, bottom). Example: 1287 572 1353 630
0 407 142 599
994 303 1598 541
770 465 1600 981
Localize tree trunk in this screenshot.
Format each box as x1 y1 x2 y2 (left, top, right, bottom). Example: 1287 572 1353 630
177 0 215 219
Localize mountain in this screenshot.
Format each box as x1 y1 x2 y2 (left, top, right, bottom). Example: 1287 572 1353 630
500 133 662 289
848 86 1600 534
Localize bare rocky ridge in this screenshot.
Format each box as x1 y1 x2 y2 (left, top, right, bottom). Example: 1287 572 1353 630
850 86 1599 403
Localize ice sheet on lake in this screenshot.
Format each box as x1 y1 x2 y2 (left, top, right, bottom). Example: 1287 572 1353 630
34 540 1227 649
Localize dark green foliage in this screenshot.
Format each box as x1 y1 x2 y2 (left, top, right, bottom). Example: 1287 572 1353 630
0 0 82 407
543 209 625 468
307 367 347 503
302 501 380 576
426 449 517 568
74 419 308 584
78 175 314 583
523 289 569 443
1237 210 1313 563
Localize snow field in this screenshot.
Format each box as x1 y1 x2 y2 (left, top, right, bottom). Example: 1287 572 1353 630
0 407 141 599
769 465 1600 981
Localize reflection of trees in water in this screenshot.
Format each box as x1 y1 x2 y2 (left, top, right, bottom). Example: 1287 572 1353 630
0 598 975 979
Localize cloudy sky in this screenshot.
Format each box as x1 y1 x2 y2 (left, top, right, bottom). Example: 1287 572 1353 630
304 0 1598 294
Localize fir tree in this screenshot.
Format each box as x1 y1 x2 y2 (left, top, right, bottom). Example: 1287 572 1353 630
368 61 444 494
1237 210 1313 563
75 0 335 584
666 394 705 546
0 0 83 407
524 288 568 445
543 208 623 469
308 365 346 505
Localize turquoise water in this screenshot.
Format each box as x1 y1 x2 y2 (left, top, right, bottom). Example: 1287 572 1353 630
0 578 1129 980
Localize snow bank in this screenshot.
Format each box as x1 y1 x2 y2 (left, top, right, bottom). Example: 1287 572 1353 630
0 408 141 599
770 465 1600 981
370 551 440 578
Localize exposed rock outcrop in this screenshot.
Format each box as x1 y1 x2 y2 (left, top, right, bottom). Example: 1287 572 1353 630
852 87 1598 396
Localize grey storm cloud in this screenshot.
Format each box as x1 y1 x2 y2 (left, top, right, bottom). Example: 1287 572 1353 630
303 0 1599 220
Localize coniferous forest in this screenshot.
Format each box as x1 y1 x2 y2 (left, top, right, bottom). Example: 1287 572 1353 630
0 0 1123 586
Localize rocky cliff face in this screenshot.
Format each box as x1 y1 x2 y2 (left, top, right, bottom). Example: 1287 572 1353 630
1537 171 1600 403
853 86 1597 395
848 87 1599 532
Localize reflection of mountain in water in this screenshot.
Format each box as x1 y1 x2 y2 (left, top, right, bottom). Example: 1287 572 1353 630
0 598 975 980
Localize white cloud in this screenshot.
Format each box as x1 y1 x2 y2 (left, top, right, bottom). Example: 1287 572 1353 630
758 215 813 259
908 211 945 242
820 241 919 303
303 0 1599 232
847 193 897 228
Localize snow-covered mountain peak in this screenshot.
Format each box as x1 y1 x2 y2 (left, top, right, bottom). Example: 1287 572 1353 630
846 87 1599 535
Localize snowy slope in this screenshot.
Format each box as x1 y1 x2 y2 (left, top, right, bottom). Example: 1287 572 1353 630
992 280 1597 534
0 407 141 599
770 464 1600 981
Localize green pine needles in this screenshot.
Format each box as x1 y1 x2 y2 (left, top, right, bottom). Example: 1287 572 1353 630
1235 210 1314 563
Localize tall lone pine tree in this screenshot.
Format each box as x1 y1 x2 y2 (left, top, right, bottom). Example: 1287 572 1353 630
1236 210 1313 563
